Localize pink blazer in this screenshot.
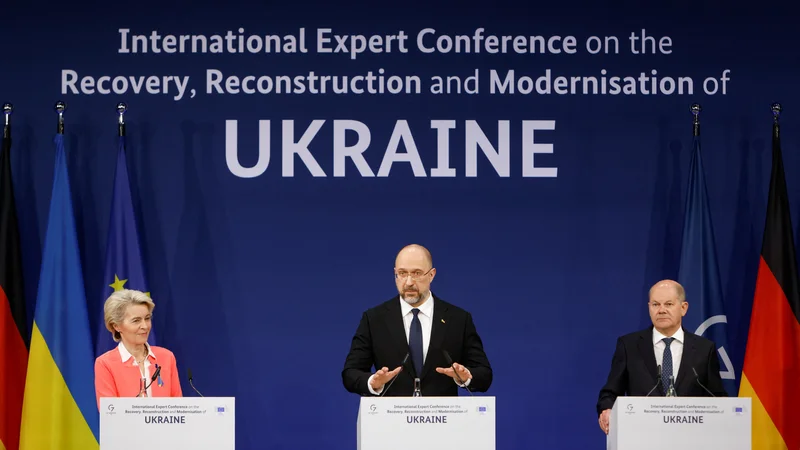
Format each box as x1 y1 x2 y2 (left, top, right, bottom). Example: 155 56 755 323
94 345 183 410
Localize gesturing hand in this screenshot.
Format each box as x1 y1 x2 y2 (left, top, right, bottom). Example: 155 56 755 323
369 366 402 391
435 362 471 383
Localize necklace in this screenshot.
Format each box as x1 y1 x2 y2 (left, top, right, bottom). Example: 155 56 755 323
135 353 147 367
135 346 148 365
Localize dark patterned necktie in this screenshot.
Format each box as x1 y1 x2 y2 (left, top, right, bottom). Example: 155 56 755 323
661 337 674 395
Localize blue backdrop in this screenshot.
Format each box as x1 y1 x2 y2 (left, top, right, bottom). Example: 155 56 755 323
3 0 800 448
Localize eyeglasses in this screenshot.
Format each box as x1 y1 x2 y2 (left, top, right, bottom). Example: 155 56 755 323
395 268 433 281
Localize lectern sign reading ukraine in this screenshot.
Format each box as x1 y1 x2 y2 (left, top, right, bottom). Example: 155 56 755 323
99 397 235 449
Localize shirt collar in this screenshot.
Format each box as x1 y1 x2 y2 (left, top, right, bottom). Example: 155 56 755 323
400 291 434 318
652 326 684 345
117 341 156 364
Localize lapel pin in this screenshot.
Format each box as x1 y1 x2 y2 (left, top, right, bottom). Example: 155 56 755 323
441 319 446 324
155 364 164 387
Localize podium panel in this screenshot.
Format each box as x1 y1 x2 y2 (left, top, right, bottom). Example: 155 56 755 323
608 397 751 450
100 397 235 450
357 396 495 450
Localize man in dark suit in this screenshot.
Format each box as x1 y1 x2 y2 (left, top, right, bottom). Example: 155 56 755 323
342 244 492 397
596 279 727 434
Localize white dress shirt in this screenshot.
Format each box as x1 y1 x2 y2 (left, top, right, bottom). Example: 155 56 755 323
400 292 434 366
652 327 684 383
118 342 157 397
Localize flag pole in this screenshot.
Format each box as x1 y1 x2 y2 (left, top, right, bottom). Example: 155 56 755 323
690 103 700 137
117 102 126 137
55 101 66 134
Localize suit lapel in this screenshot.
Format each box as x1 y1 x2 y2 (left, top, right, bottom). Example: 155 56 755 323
637 328 659 383
384 298 411 362
421 298 449 380
675 331 693 391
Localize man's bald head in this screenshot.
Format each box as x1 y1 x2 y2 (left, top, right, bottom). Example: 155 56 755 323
649 279 686 302
395 244 433 268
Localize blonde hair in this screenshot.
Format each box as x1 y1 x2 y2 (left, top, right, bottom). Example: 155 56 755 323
104 289 155 342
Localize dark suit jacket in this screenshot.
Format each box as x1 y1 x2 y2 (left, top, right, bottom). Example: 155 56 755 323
596 326 727 415
342 295 492 396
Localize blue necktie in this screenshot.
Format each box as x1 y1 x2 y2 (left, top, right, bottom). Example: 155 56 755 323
409 308 423 377
661 337 674 395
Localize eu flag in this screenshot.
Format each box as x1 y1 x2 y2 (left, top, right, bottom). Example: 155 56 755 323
677 130 736 396
19 133 98 449
95 135 154 357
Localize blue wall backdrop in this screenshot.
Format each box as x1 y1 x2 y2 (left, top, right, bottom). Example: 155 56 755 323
3 0 800 448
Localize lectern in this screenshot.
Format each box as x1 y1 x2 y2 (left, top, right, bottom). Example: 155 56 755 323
607 396 751 450
99 397 235 449
357 396 496 450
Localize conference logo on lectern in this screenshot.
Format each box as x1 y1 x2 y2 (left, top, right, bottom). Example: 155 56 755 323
106 404 116 416
476 406 488 415
733 406 745 416
216 406 226 415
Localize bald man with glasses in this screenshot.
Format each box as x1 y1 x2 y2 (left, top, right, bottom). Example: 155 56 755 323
341 244 493 397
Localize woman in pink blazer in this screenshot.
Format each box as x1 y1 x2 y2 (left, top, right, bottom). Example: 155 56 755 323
94 289 182 410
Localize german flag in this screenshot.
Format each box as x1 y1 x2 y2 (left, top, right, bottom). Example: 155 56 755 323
739 105 800 450
0 109 28 450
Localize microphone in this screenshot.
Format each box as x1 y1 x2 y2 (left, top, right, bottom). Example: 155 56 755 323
143 364 162 391
692 367 716 397
442 350 473 396
645 365 662 397
187 368 204 397
380 353 409 397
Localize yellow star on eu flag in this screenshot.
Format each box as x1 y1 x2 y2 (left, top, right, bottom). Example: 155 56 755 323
109 274 150 297
109 274 127 291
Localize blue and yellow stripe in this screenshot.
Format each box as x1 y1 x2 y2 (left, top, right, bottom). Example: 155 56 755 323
19 134 99 449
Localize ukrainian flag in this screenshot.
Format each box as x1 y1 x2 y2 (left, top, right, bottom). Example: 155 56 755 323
19 133 98 449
